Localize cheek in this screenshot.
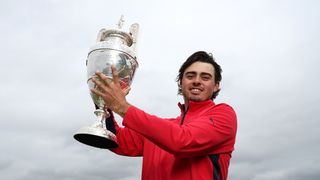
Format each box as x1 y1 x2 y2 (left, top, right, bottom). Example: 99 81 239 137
207 83 217 93
181 82 192 95
181 79 190 88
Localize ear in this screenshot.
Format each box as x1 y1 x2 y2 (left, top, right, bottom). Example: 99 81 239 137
213 82 220 93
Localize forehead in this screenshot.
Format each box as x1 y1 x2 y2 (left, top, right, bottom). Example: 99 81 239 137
184 61 214 75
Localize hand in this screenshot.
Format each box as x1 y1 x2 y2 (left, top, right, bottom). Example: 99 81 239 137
103 82 131 116
103 106 111 118
91 65 131 117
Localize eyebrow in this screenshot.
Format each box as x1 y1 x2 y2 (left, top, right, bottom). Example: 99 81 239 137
185 71 213 77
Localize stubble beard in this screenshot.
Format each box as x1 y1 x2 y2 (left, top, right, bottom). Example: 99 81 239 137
183 92 202 103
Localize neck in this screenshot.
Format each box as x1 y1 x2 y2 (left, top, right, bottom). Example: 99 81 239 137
183 97 189 110
183 98 214 110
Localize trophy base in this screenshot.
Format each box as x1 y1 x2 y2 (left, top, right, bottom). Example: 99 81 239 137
74 125 118 149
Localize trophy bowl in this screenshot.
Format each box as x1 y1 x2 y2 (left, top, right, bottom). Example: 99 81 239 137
74 17 139 149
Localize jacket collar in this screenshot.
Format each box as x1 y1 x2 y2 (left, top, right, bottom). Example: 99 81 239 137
178 100 215 113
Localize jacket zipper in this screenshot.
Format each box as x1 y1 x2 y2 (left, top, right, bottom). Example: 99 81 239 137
180 107 189 126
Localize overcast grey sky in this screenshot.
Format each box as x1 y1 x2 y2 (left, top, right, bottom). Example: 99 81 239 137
1 0 320 179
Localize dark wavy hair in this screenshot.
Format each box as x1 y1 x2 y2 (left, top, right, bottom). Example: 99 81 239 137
176 51 222 99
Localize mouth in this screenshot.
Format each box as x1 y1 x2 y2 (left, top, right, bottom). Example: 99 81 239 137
190 88 202 94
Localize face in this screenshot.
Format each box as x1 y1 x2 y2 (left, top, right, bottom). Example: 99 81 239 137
181 61 219 103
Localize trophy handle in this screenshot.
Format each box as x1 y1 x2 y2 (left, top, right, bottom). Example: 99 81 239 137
129 23 139 52
96 28 107 42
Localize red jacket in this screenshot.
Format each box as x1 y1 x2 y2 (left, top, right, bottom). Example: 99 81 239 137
110 100 237 180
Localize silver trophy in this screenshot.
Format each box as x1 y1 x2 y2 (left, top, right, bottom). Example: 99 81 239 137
74 16 139 149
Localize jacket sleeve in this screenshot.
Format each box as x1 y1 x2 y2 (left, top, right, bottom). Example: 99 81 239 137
122 104 237 158
106 110 144 156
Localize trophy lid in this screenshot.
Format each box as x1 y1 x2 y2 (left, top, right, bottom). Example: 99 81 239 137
88 16 139 59
97 29 133 46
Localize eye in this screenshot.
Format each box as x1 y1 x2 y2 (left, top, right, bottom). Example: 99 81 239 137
202 75 211 81
185 74 195 79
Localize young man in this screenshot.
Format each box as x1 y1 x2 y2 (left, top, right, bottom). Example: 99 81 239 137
92 51 237 180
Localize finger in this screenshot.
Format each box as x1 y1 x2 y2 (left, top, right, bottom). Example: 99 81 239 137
103 105 111 117
91 76 106 90
104 105 108 111
111 65 120 86
95 71 111 87
123 86 131 95
90 88 106 98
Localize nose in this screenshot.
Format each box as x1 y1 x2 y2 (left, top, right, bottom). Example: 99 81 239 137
192 75 201 85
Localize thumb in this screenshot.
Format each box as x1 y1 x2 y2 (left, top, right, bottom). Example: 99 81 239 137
123 87 131 96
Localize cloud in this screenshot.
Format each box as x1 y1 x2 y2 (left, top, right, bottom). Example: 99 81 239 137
1 0 320 179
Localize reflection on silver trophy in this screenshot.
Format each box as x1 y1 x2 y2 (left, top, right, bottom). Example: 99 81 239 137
74 16 139 148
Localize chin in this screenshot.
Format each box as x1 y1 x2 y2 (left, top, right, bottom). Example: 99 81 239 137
189 96 203 102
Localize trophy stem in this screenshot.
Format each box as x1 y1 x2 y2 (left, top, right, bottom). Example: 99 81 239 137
94 108 106 127
73 108 118 149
